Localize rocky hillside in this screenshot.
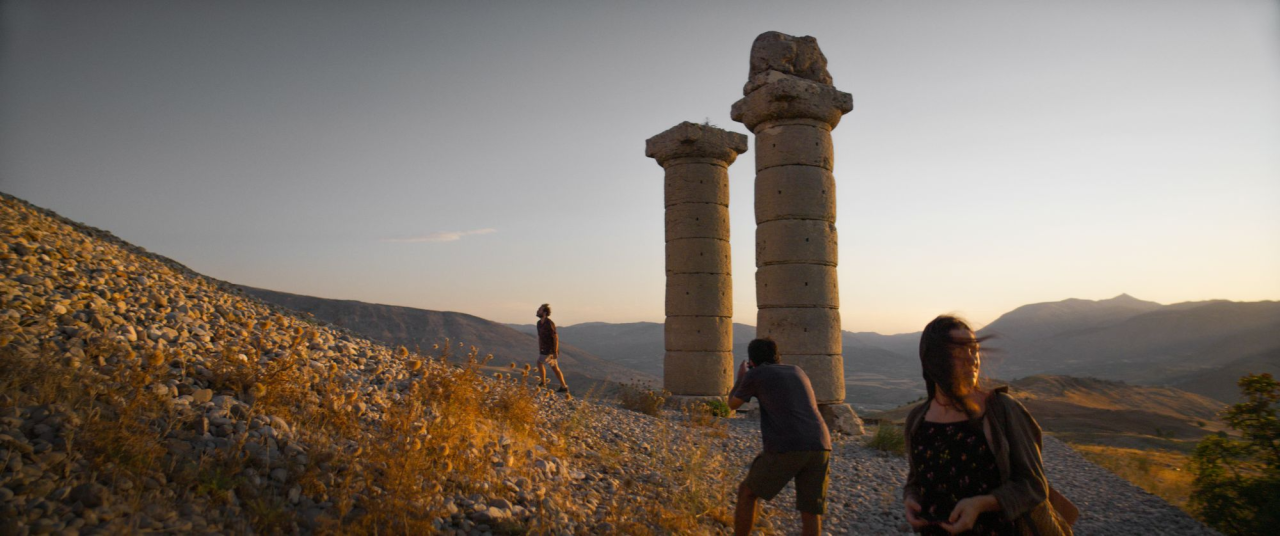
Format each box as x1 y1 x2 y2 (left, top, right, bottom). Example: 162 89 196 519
0 192 756 534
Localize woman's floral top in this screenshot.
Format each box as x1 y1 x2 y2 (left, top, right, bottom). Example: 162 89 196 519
912 419 1015 536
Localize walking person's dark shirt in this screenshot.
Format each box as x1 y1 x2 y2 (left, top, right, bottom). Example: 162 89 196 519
537 317 556 356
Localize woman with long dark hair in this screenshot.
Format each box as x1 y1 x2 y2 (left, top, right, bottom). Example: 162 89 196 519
901 315 1071 535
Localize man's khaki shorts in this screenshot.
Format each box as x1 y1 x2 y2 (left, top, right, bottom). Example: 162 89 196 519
743 450 830 515
537 353 557 365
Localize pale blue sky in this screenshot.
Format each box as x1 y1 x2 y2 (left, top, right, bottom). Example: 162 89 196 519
3 0 1277 333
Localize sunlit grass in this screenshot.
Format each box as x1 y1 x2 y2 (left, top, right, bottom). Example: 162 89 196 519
865 422 906 456
1070 443 1196 515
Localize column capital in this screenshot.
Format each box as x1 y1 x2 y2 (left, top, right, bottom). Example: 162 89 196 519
731 72 853 132
645 122 749 168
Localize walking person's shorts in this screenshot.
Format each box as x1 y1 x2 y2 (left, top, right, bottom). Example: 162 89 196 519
743 450 830 515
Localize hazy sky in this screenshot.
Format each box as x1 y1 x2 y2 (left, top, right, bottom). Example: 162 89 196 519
3 0 1278 334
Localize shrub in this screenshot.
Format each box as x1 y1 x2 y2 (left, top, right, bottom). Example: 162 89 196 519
865 422 906 456
1190 373 1280 535
704 399 731 418
617 383 668 416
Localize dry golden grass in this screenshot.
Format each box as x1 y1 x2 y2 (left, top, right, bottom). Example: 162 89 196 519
536 388 749 534
0 338 188 532
617 382 669 416
1071 443 1197 514
0 320 549 533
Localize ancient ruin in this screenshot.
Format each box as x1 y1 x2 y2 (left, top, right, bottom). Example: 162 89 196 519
732 32 864 434
645 122 748 398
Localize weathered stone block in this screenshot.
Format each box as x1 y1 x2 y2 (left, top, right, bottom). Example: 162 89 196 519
666 238 731 275
756 264 839 308
755 308 841 355
665 316 733 352
820 403 865 435
665 351 734 396
755 166 836 224
646 122 749 167
664 163 730 207
755 122 834 172
756 220 837 267
664 203 729 242
731 74 853 131
666 273 732 316
778 354 845 403
746 31 832 90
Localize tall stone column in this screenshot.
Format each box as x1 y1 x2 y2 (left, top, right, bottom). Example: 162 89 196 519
645 122 748 399
731 32 864 434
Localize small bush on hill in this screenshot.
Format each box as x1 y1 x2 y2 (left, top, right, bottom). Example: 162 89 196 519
1190 373 1280 535
704 399 731 418
617 383 668 416
866 423 906 456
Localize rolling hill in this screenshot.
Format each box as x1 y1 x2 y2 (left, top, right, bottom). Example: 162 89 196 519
868 375 1228 451
240 287 655 392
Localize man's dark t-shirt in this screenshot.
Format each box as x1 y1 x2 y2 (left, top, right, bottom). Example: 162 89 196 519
731 363 832 453
537 318 557 355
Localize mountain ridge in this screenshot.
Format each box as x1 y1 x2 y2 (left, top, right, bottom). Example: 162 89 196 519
510 295 1279 407
239 286 655 392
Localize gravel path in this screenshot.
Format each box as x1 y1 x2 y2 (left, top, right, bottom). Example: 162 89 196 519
1039 438 1217 536
711 415 1219 535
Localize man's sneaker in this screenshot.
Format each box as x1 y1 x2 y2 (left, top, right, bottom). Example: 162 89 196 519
537 380 548 389
557 386 570 394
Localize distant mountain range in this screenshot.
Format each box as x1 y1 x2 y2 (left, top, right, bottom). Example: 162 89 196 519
244 286 1279 410
512 295 1280 408
975 295 1280 400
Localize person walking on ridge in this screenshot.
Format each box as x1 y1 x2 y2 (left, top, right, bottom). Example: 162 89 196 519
728 338 832 536
536 303 569 393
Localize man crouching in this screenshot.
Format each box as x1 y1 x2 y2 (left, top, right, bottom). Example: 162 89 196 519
728 338 832 536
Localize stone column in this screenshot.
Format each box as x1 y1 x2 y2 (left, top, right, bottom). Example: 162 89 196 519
645 122 748 399
731 32 864 434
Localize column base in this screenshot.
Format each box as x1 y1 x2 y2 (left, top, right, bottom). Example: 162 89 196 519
667 394 726 405
819 403 865 436
667 394 728 412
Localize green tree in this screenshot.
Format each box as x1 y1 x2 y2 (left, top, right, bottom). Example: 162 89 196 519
1190 373 1280 535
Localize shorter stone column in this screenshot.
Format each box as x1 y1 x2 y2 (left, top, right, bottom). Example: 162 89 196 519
646 122 748 399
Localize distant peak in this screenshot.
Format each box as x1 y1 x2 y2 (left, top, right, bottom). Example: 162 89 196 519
1103 293 1162 306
